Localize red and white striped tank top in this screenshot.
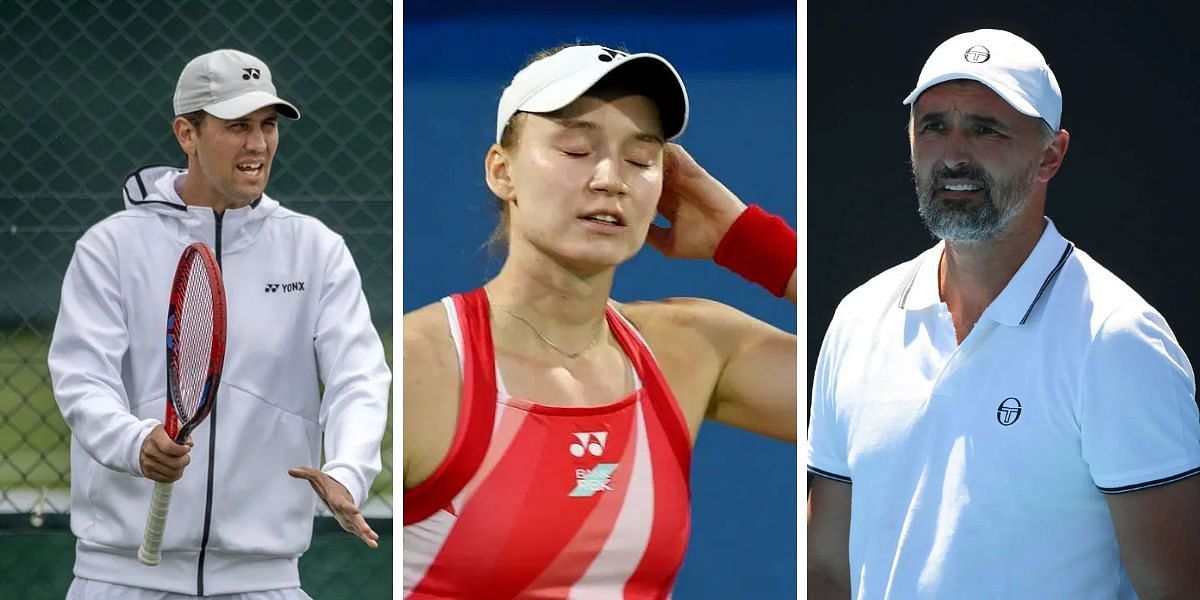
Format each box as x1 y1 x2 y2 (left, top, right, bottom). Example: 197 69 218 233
404 289 693 599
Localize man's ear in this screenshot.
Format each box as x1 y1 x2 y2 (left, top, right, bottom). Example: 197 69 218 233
485 144 517 203
173 116 199 156
1037 129 1070 183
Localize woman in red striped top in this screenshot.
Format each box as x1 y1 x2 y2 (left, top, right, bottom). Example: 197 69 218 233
403 44 797 599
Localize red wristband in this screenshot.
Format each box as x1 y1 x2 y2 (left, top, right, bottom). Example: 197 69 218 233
713 205 797 297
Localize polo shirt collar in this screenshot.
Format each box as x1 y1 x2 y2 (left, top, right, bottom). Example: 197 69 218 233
898 217 1075 326
896 241 944 313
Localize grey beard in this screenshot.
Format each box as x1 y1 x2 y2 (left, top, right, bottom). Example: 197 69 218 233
913 160 1038 242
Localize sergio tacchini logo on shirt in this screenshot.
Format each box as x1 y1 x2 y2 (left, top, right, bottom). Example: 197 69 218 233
997 397 1022 426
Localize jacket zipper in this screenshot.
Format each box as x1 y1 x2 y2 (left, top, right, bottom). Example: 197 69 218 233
196 212 223 595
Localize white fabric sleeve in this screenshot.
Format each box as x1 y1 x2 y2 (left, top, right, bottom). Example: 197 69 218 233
314 238 391 508
807 313 852 484
1081 304 1200 493
48 233 158 477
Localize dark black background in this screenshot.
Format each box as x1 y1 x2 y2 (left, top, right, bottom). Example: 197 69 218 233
808 4 1200 410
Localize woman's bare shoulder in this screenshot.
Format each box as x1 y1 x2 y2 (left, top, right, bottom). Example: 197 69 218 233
402 300 462 488
403 301 458 387
615 296 742 332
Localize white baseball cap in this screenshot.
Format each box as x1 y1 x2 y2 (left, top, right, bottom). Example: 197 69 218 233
902 29 1061 130
495 44 688 143
173 49 300 120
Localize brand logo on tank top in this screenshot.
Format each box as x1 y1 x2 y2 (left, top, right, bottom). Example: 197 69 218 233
570 464 618 497
569 432 608 457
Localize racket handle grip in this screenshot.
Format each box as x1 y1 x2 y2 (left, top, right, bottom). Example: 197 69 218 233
138 481 175 566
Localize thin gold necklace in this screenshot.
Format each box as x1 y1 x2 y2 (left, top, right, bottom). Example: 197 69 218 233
488 300 604 360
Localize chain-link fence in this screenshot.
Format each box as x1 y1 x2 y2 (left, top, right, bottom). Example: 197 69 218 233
0 1 392 597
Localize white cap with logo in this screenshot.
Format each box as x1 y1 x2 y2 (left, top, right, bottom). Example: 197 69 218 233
496 44 689 143
173 49 300 120
902 29 1061 130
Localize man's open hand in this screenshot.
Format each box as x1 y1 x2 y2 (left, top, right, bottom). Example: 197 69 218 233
289 466 379 548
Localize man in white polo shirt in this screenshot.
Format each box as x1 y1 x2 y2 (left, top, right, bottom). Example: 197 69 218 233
807 29 1200 599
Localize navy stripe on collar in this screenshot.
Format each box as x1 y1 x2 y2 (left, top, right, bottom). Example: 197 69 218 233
1019 242 1074 325
897 240 1075 323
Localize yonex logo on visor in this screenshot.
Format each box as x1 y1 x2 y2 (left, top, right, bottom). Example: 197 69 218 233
494 44 690 142
598 48 626 62
964 45 990 63
242 68 261 80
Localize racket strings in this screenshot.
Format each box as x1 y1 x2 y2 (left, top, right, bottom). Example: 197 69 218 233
171 253 217 421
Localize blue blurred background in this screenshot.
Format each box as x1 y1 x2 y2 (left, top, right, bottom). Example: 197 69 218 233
403 2 797 597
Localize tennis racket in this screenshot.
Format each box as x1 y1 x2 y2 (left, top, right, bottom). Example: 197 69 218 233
137 242 227 566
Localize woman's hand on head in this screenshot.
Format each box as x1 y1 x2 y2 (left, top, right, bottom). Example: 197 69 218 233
646 144 747 260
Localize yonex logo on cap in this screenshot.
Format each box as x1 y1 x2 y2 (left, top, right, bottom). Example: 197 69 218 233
174 50 300 120
997 397 1022 426
964 45 991 63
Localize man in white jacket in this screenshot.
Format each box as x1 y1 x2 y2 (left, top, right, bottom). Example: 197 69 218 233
49 49 391 598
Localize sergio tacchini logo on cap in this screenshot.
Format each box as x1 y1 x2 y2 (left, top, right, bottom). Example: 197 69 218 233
964 45 991 63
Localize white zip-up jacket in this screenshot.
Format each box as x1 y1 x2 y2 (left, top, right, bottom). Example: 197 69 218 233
48 166 391 595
